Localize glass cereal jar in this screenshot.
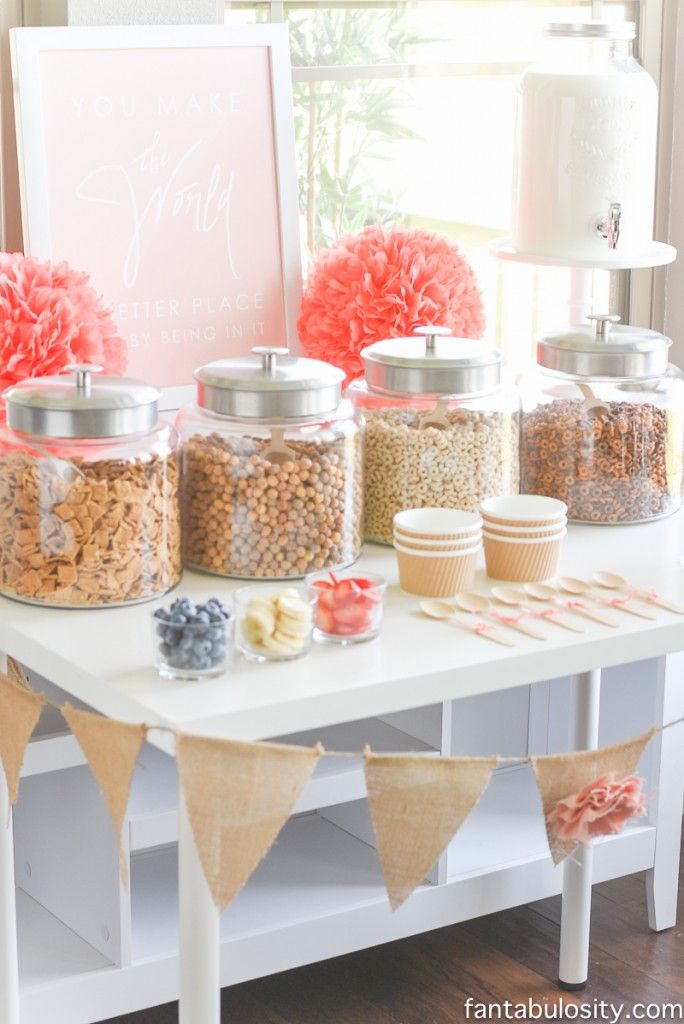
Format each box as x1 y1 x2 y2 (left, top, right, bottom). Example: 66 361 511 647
521 315 684 523
177 347 363 579
0 365 181 606
347 328 520 544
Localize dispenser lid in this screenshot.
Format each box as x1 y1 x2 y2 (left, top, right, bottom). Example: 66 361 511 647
195 347 345 419
545 21 636 40
537 314 672 379
361 327 502 396
3 364 160 439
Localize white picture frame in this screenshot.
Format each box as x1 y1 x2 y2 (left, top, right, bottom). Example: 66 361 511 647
11 24 302 409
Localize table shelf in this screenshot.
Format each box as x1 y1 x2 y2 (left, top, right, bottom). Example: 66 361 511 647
129 772 656 965
127 716 437 853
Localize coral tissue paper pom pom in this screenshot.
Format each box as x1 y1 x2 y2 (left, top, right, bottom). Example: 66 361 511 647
0 252 128 393
297 225 485 381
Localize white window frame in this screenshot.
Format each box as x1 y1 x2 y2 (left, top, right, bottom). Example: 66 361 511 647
2 0 677 342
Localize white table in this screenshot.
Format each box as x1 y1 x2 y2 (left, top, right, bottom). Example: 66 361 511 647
2 514 684 1023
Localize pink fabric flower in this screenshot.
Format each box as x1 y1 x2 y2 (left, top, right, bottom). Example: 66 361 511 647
297 225 485 381
0 252 127 394
547 773 646 846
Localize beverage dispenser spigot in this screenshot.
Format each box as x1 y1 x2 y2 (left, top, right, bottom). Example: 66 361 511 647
596 203 622 250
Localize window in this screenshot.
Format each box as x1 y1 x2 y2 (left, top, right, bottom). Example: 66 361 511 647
226 0 643 362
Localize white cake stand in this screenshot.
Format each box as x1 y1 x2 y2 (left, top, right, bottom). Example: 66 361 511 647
489 237 677 270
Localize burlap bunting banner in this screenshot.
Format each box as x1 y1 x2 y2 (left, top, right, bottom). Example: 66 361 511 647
6 656 29 689
0 667 44 814
62 704 147 883
176 734 322 913
0 658 670 910
365 751 498 910
532 728 655 865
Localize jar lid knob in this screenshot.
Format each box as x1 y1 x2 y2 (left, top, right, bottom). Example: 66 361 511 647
587 314 621 342
414 325 451 355
252 346 290 376
65 363 103 397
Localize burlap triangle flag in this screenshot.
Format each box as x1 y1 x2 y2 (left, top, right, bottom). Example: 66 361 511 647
0 667 44 813
176 734 322 913
62 704 146 883
6 657 28 689
365 751 497 910
532 728 655 865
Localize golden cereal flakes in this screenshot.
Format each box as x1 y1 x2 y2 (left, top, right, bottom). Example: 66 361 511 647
0 451 181 606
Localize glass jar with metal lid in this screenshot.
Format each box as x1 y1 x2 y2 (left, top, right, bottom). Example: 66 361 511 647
520 314 684 523
176 347 363 579
347 327 520 544
0 364 181 606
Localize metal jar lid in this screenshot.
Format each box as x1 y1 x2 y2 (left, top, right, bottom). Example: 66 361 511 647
3 364 161 439
361 327 503 396
537 314 672 379
195 347 345 419
545 21 636 40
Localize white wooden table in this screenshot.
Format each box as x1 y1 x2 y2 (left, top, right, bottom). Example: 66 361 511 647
2 514 684 1023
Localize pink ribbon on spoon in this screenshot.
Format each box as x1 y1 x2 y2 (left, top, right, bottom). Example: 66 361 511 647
490 610 528 625
534 607 562 620
601 588 638 608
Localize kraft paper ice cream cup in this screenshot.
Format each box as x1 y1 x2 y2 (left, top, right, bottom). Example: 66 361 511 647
480 495 567 528
482 529 565 582
394 508 482 540
394 541 480 597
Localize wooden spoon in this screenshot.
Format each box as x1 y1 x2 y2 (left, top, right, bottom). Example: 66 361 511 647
559 576 656 620
593 571 684 615
491 585 584 633
523 581 618 628
453 592 546 640
420 599 515 647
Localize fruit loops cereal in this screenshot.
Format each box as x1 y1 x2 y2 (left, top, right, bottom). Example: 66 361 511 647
521 399 682 523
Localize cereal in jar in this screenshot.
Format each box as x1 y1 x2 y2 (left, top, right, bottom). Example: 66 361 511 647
521 315 684 523
0 365 181 606
347 328 520 544
177 347 363 579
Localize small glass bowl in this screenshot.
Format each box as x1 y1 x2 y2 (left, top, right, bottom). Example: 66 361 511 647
153 608 233 680
306 570 386 645
235 585 317 662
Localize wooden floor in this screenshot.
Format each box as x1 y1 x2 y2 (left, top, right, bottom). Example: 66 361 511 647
111 845 684 1023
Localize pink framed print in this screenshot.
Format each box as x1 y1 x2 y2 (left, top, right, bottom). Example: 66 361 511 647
10 24 302 406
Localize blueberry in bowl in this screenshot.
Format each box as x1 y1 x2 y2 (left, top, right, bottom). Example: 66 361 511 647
153 596 233 680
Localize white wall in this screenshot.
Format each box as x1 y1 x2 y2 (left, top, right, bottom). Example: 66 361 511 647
67 1 222 25
0 0 222 251
662 5 684 364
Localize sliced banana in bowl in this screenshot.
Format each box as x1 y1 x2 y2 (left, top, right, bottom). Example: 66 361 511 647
238 587 314 661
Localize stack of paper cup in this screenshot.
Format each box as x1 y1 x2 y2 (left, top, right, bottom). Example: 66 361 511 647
480 496 567 582
393 509 483 596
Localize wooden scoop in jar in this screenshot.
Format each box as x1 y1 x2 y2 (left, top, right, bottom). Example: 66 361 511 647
575 315 622 417
414 326 453 431
262 427 297 467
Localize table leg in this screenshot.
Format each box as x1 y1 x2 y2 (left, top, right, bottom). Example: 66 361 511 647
178 795 220 1024
0 648 20 1024
558 668 601 990
0 765 20 1024
646 654 684 931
